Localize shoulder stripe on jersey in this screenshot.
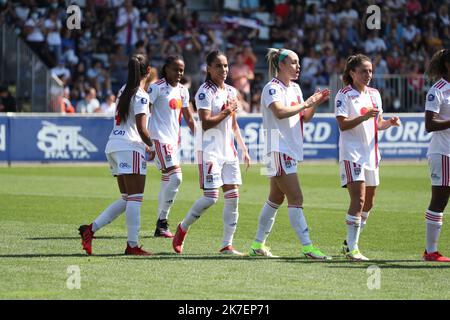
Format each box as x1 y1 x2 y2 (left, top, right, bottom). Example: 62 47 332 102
436 80 446 89
155 79 165 85
434 80 445 89
340 86 352 94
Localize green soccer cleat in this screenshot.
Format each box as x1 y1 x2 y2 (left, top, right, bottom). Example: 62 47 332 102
248 241 279 258
302 245 332 260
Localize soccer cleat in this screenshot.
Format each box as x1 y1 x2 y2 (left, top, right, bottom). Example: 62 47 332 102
154 219 174 238
248 242 279 258
219 245 245 256
422 251 450 262
124 244 152 256
346 249 369 261
341 240 349 255
78 224 95 255
302 245 332 260
172 224 187 254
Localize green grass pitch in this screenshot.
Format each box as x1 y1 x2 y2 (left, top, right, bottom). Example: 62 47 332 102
0 162 449 299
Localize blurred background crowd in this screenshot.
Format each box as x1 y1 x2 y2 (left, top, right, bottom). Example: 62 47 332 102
0 0 448 114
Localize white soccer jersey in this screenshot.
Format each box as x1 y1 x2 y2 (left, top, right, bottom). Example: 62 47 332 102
335 85 382 170
261 77 305 161
195 80 238 162
105 85 150 155
148 78 189 146
425 78 450 157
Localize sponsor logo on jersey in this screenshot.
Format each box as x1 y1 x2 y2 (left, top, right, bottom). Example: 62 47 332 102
169 98 182 110
198 93 206 100
269 89 276 95
427 94 435 101
141 97 148 104
36 121 98 160
336 100 342 108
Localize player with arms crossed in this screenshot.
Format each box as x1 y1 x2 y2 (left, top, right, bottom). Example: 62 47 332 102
172 50 250 255
79 54 156 256
422 49 450 262
148 56 195 238
335 54 401 261
248 48 331 259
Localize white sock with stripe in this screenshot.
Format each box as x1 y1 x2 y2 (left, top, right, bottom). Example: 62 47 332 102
158 168 182 220
346 214 361 252
288 206 312 246
93 194 127 232
360 211 370 233
126 194 143 248
181 190 219 230
255 200 280 244
222 189 239 248
425 210 443 253
157 173 169 220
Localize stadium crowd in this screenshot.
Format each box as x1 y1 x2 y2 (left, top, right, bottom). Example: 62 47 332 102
0 0 449 113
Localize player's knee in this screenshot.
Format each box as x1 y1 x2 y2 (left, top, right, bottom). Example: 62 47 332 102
172 172 182 186
202 194 219 207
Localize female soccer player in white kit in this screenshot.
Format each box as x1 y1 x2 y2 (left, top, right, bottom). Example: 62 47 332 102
172 50 250 255
422 49 450 262
148 56 195 238
335 54 401 261
78 54 156 256
249 48 331 259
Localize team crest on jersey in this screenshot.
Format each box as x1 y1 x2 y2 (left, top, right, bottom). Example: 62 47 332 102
428 94 435 101
206 174 213 183
165 154 172 162
141 97 148 104
269 89 276 95
199 93 206 100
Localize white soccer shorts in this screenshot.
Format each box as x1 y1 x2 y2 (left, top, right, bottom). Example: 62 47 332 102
197 155 242 189
106 150 147 176
153 140 181 170
339 160 379 187
263 151 298 177
428 154 450 187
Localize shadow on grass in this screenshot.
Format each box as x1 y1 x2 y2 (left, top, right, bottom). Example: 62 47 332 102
3 252 449 269
0 253 124 258
26 236 154 240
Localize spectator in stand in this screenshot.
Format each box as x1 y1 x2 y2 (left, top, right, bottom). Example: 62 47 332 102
86 60 112 98
242 42 257 73
44 9 62 65
76 88 100 114
115 0 140 54
182 30 202 92
406 0 422 17
0 85 17 112
51 59 71 85
96 93 116 116
364 31 387 55
59 87 75 114
230 51 254 104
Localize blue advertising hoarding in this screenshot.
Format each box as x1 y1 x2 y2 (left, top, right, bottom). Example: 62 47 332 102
0 113 431 163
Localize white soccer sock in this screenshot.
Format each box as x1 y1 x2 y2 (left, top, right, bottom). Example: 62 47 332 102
181 190 219 230
425 210 443 253
157 173 170 220
288 205 312 247
255 200 280 244
222 189 239 248
92 194 127 232
360 211 370 233
158 168 182 220
126 194 143 247
346 214 362 252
